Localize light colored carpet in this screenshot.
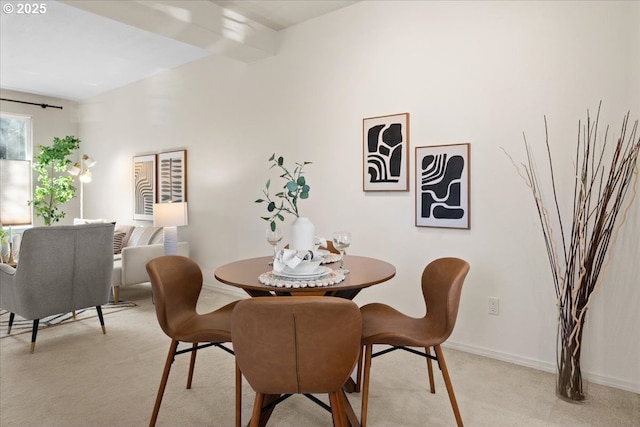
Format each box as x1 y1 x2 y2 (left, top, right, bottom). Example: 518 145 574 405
0 284 638 427
0 301 136 338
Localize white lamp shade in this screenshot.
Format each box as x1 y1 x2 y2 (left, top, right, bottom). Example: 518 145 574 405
68 163 81 176
82 154 96 168
79 170 92 183
153 202 188 227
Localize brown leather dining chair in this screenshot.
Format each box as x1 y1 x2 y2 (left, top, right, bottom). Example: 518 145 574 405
231 296 362 427
321 240 340 254
146 255 241 427
359 257 470 427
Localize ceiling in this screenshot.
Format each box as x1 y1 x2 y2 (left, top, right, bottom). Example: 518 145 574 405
0 0 358 101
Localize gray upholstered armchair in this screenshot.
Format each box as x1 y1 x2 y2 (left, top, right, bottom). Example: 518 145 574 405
0 223 114 353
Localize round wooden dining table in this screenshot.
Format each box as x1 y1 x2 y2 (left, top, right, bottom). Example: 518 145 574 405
214 255 396 299
214 254 395 427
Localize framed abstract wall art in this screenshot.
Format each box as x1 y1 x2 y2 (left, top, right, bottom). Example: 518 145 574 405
157 149 187 203
363 112 410 191
415 143 470 229
132 154 156 221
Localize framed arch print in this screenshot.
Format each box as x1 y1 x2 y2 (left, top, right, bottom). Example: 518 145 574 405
415 143 470 229
363 113 409 191
132 154 156 221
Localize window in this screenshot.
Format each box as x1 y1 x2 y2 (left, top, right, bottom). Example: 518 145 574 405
1 114 30 160
0 113 33 225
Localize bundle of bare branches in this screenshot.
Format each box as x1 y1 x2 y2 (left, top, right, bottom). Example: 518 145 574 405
517 103 639 401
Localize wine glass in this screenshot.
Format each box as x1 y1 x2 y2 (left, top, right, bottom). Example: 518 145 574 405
266 228 284 265
332 231 351 274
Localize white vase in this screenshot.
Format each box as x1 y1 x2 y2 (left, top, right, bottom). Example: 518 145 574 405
290 217 315 251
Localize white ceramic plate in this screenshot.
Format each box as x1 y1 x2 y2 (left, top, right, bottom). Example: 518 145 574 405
273 266 332 279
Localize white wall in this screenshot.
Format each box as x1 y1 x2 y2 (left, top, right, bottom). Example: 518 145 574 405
75 1 639 391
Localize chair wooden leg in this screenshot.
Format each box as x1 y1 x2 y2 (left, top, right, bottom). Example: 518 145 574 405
186 342 197 389
355 345 363 393
360 343 373 427
425 346 435 393
250 393 264 427
434 344 463 427
329 390 348 427
113 285 120 304
149 340 179 427
342 388 360 427
72 311 76 320
235 361 242 427
30 319 39 353
96 306 106 334
7 312 15 334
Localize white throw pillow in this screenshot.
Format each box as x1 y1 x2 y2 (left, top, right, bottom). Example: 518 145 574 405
73 218 107 225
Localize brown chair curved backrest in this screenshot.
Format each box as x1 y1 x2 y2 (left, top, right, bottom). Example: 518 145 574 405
146 255 240 427
232 296 361 426
421 257 469 343
321 240 340 254
148 255 203 339
359 257 470 427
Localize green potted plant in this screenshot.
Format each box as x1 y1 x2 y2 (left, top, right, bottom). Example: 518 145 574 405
255 153 313 250
29 136 81 226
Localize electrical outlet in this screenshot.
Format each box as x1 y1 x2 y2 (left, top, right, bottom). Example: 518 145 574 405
488 297 499 315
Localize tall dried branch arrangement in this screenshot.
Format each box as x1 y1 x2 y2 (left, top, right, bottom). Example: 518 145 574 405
518 105 639 401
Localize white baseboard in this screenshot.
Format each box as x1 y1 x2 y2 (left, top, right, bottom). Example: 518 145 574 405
444 340 640 394
201 283 639 394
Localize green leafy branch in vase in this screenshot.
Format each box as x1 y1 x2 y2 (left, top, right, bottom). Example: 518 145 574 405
255 153 311 232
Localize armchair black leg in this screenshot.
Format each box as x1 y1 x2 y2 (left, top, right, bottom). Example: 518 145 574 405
30 319 39 353
8 312 15 334
96 306 106 334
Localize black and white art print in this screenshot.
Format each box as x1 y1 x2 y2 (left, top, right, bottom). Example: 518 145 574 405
133 154 156 221
415 143 470 229
363 113 409 191
158 150 187 203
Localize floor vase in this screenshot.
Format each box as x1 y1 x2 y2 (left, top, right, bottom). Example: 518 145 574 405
556 307 588 402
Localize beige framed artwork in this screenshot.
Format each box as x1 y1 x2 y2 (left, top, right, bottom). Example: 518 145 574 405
363 112 410 191
415 143 470 229
133 154 156 221
157 150 187 203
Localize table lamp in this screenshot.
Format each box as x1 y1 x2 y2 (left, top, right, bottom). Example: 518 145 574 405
153 202 188 255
